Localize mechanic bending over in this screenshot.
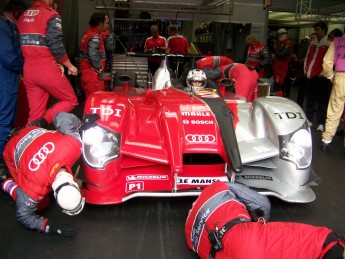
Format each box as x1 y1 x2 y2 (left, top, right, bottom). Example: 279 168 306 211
1 112 84 237
185 181 345 259
79 11 113 99
196 56 258 102
17 0 79 128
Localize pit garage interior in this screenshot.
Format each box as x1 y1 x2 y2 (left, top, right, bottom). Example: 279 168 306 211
1 0 345 258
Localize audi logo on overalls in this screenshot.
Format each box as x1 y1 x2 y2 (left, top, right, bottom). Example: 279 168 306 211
24 10 39 16
185 134 216 143
28 142 55 171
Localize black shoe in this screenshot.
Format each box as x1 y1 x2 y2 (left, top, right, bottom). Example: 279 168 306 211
0 162 10 183
320 143 330 152
28 118 49 128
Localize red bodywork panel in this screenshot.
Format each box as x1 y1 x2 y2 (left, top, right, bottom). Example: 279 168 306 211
82 87 239 204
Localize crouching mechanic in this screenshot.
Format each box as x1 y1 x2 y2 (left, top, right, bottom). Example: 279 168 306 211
1 112 84 237
185 181 345 259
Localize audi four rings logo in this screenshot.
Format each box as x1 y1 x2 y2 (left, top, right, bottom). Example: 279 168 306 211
24 10 39 16
29 142 55 171
185 134 216 143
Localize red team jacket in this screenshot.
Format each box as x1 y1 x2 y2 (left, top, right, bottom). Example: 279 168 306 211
17 0 68 63
79 27 106 71
167 35 190 54
304 36 331 78
144 35 167 64
3 127 82 200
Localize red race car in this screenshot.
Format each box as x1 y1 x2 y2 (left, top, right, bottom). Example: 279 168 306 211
81 63 315 205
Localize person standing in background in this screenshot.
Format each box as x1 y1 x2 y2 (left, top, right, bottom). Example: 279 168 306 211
17 0 78 129
166 25 191 78
144 24 166 76
270 28 294 97
296 33 316 108
0 0 28 181
328 28 343 42
79 12 112 99
320 31 345 153
304 21 332 132
245 35 272 78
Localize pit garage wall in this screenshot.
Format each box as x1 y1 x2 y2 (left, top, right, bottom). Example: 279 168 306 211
77 0 268 44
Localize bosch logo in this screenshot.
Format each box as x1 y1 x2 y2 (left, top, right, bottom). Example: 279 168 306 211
24 10 39 16
28 142 55 171
185 134 215 143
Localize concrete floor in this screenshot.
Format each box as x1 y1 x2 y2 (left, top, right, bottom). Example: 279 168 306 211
1 85 345 259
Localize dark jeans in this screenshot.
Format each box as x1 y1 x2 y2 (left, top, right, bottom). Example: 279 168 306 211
296 75 307 108
147 60 161 76
305 76 332 125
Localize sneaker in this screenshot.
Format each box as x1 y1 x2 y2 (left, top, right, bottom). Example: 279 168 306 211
316 124 325 132
307 120 313 127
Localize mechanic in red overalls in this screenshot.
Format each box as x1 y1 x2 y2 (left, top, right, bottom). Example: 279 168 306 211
220 63 259 102
185 181 345 259
79 12 112 99
1 112 84 237
245 35 271 78
196 56 258 102
144 24 167 75
196 56 233 70
17 0 78 128
271 28 294 96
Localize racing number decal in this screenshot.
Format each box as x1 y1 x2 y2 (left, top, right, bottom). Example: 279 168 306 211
274 112 304 119
126 181 144 192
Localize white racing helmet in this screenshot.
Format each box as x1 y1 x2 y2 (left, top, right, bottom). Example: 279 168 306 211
52 169 85 216
186 69 207 90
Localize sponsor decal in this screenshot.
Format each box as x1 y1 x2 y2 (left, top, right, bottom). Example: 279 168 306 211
14 128 48 169
182 111 211 117
274 112 304 120
24 10 39 16
194 90 219 98
49 163 60 177
236 175 273 181
90 107 122 117
191 120 214 125
28 142 55 171
191 190 237 252
185 134 216 143
126 181 144 192
23 18 34 22
126 175 168 181
177 177 228 185
183 120 214 125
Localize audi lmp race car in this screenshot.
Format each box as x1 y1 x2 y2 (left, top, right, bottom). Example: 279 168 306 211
80 66 314 205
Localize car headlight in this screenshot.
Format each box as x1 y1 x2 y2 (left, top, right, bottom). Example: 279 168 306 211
82 126 120 169
280 128 312 169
